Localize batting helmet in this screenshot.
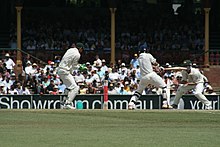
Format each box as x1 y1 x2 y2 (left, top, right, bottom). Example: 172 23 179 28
139 48 148 54
76 42 84 49
183 60 192 66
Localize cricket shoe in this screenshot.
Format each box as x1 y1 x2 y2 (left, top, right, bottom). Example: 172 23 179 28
62 103 75 109
205 105 212 110
128 101 136 110
162 104 173 109
171 104 178 109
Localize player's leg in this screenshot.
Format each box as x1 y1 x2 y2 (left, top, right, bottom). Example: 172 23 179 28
172 85 192 109
59 73 79 109
60 88 69 105
128 75 148 109
150 72 171 108
194 83 212 110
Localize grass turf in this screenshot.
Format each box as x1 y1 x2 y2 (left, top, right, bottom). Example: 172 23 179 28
0 110 220 147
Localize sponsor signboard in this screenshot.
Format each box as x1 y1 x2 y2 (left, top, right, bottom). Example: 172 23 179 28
0 95 219 110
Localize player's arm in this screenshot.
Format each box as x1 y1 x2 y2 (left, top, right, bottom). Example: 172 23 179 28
70 54 80 73
152 61 165 76
180 80 196 86
152 61 159 67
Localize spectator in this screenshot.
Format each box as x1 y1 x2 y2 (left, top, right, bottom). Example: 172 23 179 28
100 59 108 73
42 77 50 89
108 68 120 82
79 83 87 94
108 83 118 95
15 82 23 94
94 55 102 67
25 61 33 81
0 60 7 74
2 77 13 92
45 80 55 94
57 80 66 93
117 85 129 95
86 83 96 94
0 83 6 94
130 53 139 69
49 85 59 95
20 85 31 95
74 70 85 84
4 53 15 73
8 85 19 95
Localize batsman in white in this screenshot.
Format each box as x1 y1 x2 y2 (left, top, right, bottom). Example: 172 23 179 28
57 43 84 109
171 60 212 110
128 49 169 110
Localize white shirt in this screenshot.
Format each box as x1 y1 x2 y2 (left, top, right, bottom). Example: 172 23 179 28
74 73 85 83
109 72 120 81
2 80 13 90
96 59 102 67
101 65 108 72
9 89 19 94
58 48 80 73
21 88 31 95
138 53 156 77
4 58 15 70
181 68 204 84
25 65 33 75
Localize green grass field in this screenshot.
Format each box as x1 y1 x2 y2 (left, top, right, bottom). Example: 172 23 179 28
0 110 220 147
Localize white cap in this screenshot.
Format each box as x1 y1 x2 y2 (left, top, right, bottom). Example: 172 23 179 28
125 81 129 85
27 61 32 65
33 63 37 66
102 59 106 62
5 53 10 57
121 63 125 66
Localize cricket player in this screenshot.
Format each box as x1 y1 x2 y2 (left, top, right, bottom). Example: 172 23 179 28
57 43 84 109
128 49 169 109
171 60 212 110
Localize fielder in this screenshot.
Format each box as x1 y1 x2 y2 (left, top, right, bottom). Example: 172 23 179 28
128 49 170 110
171 60 212 110
57 43 84 109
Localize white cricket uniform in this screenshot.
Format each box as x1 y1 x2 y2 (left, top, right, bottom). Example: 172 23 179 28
135 53 166 94
173 68 211 107
57 48 80 103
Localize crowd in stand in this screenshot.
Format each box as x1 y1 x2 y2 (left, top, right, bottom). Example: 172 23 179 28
0 52 216 96
8 5 205 65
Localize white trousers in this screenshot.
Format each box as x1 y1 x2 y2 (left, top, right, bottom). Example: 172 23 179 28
57 69 79 103
173 83 211 106
137 72 166 94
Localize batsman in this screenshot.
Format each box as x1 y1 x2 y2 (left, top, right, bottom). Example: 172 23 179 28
128 48 170 110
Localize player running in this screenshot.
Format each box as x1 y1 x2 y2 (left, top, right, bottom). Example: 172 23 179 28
57 43 84 109
128 49 170 110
